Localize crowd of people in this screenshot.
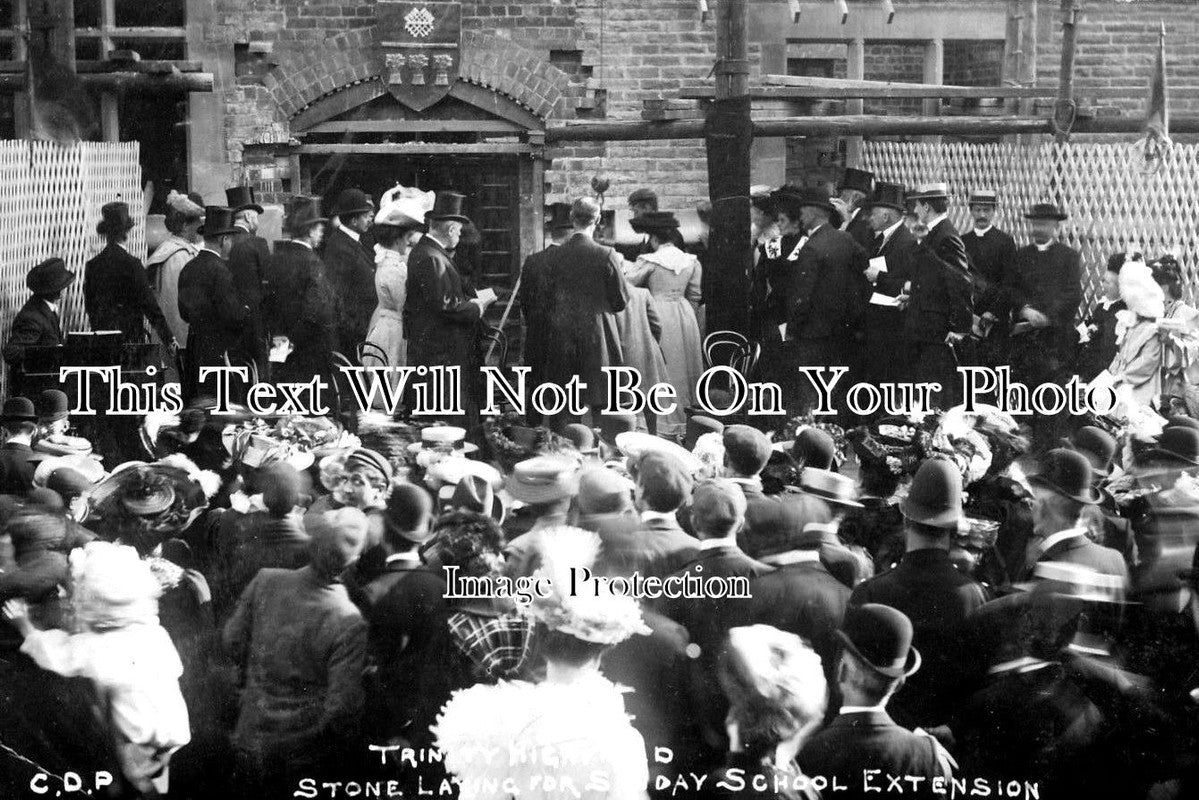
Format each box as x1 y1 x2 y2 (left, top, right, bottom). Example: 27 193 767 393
0 168 1195 800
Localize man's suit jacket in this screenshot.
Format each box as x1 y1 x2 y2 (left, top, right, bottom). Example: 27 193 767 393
177 249 249 368
962 226 1017 315
860 224 921 381
228 227 273 362
2 297 63 394
322 227 377 351
516 244 557 384
0 441 37 495
405 234 483 371
84 242 172 344
744 557 850 670
540 232 629 408
632 515 701 578
1026 529 1129 582
799 710 948 799
263 241 337 383
1001 242 1083 353
784 224 867 342
844 207 876 250
904 217 974 345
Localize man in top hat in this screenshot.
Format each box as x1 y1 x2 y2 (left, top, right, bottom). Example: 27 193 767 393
177 206 251 399
405 191 497 425
836 167 877 250
961 189 1017 366
226 186 272 372
1002 202 1082 445
857 182 920 390
262 197 336 389
0 397 39 494
850 458 988 729
84 201 175 349
1022 448 1128 583
2 259 74 396
799 604 954 796
323 188 378 353
766 185 867 417
904 182 975 409
537 197 629 428
516 202 574 424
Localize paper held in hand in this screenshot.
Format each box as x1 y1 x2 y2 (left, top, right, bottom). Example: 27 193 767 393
868 292 902 307
476 287 498 306
269 337 293 364
869 256 888 273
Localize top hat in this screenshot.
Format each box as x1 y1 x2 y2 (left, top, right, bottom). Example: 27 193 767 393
838 167 875 195
837 603 922 679
96 201 135 237
629 211 681 235
1030 448 1102 504
1064 426 1117 478
506 456 580 505
545 202 573 231
863 181 907 213
1143 425 1199 467
968 188 999 206
427 191 471 224
26 257 75 297
799 468 862 508
330 188 374 218
900 458 963 527
199 206 239 237
36 389 70 424
1 396 37 424
285 196 329 236
1025 202 1068 221
770 185 843 228
908 182 950 201
225 186 264 215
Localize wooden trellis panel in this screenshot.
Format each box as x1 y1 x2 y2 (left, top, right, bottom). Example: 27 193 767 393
862 140 1199 310
0 141 144 398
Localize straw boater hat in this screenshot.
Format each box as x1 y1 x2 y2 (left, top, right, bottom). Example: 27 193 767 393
969 188 999 206
908 182 950 201
408 425 479 456
797 468 862 508
614 431 702 473
506 456 580 505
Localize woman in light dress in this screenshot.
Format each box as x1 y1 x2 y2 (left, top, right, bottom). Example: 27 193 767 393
146 191 202 383
362 185 434 407
622 212 703 438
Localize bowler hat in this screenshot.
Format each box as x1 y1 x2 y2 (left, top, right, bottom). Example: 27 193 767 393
1143 425 1199 467
1064 426 1117 478
26 257 75 296
545 202 574 231
427 191 471 224
506 456 580 505
285 196 328 236
863 182 907 213
685 415 724 450
96 201 135 237
722 424 773 476
629 211 681 235
330 188 374 218
1 397 37 424
1025 202 1068 221
385 483 436 544
838 167 874 195
837 604 922 679
770 185 843 228
36 389 70 423
1030 448 1102 504
792 428 837 470
199 206 239 237
899 458 963 527
908 182 950 201
798 468 862 508
968 188 999 206
225 186 264 215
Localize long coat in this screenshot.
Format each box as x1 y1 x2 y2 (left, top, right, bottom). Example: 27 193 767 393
263 241 337 384
223 566 368 771
177 249 249 370
860 222 920 385
1002 241 1083 384
323 227 377 352
516 244 558 390
2 297 63 395
84 242 173 345
228 227 272 366
540 232 629 409
905 217 974 346
784 223 867 344
405 234 484 375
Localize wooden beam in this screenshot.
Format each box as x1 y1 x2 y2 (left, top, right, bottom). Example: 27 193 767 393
290 81 386 132
73 27 187 40
923 38 944 144
296 142 537 155
683 81 1190 101
302 119 523 135
0 71 213 91
547 119 706 142
1054 0 1079 142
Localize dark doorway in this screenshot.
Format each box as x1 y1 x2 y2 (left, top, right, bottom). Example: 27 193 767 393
303 153 520 288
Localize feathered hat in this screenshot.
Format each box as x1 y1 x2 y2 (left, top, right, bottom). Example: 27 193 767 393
1119 255 1165 320
375 183 436 229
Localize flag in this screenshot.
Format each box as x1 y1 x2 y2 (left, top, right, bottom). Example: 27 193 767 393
1142 21 1170 173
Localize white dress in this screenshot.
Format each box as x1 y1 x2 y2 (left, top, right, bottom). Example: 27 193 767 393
365 248 407 369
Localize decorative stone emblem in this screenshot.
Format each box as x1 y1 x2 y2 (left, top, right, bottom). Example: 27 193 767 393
385 53 407 85
404 6 436 38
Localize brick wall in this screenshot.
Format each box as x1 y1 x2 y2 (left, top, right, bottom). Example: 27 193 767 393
863 42 926 115
944 40 1005 87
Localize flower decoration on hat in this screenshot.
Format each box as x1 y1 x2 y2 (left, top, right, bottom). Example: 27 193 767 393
522 526 650 645
88 454 219 549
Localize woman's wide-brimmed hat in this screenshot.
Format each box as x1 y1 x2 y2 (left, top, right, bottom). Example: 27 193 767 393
89 455 216 526
225 186 264 215
26 257 75 296
629 211 681 235
96 201 135 236
375 184 435 230
769 185 843 228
